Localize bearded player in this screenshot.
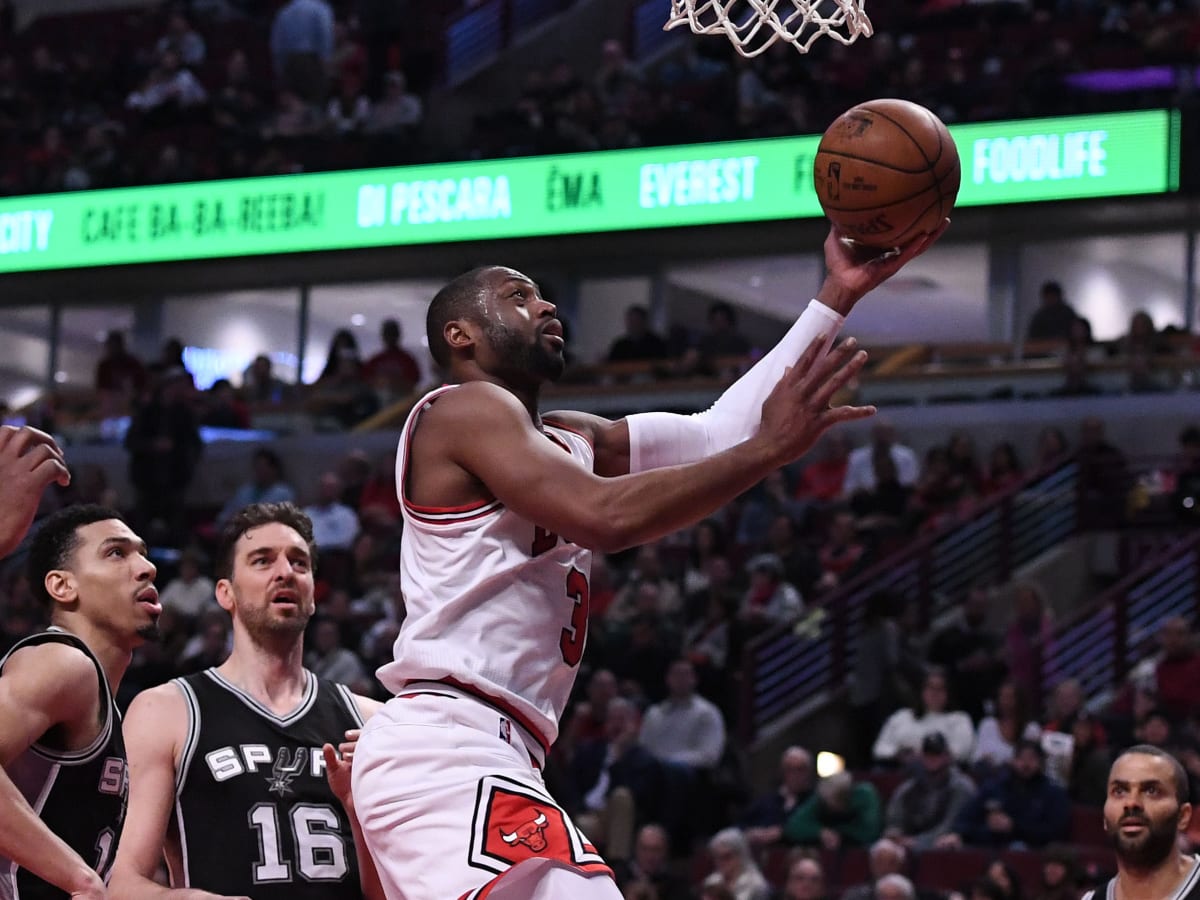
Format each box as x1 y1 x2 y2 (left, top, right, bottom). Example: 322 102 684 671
111 503 384 900
350 223 946 900
1 504 160 900
1087 745 1199 900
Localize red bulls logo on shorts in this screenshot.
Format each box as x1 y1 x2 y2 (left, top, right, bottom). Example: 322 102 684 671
468 775 609 877
498 809 550 852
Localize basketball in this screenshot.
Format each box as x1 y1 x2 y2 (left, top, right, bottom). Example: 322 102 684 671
813 99 961 249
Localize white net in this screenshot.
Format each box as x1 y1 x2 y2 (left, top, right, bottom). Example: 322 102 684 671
664 0 873 57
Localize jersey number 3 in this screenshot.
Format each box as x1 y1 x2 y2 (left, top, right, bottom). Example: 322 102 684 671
559 567 589 667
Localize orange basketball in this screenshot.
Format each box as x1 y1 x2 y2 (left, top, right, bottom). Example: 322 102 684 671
813 99 961 249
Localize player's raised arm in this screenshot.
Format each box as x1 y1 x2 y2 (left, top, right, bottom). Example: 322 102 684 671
562 222 947 478
434 333 872 553
0 425 71 558
0 644 110 899
110 686 246 900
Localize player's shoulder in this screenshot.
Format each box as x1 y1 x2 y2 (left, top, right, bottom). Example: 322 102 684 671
419 382 530 433
2 637 98 693
125 682 189 733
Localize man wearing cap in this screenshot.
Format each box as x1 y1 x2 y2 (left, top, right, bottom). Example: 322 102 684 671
884 732 977 851
739 553 804 631
940 739 1070 849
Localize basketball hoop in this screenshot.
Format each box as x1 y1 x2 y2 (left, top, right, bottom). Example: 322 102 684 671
665 0 873 57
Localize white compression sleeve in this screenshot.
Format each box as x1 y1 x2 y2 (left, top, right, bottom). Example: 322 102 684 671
625 299 845 472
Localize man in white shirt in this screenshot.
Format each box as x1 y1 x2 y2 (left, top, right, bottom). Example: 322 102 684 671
842 422 920 496
158 548 215 620
639 659 725 773
304 471 360 550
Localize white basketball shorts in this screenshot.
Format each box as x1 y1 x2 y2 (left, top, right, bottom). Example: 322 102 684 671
352 684 617 900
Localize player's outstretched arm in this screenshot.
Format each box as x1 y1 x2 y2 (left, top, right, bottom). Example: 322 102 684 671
0 644 110 898
435 335 873 553
553 222 948 478
110 686 246 900
0 425 71 558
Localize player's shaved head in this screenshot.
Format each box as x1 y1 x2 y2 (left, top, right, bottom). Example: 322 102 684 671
426 266 502 367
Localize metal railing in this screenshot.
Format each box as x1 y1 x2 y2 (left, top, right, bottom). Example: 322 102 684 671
740 459 1081 742
445 0 578 84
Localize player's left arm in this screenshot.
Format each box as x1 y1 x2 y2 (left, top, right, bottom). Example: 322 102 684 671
324 694 385 900
551 223 947 476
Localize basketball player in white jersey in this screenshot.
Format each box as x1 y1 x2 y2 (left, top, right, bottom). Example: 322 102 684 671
353 223 947 900
1086 745 1199 900
1 504 161 900
111 502 385 900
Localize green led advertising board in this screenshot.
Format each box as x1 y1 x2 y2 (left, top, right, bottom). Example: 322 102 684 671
0 109 1176 274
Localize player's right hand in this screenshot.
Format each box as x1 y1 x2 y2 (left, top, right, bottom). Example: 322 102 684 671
0 425 71 558
757 335 875 467
67 872 107 900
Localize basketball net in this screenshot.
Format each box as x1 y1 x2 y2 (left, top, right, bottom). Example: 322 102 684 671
664 0 873 57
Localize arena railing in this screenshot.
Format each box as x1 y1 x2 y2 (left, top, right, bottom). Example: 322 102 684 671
738 456 1082 743
444 0 578 84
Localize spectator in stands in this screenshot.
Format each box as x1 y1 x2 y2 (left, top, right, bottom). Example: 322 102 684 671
1034 845 1082 900
270 0 334 105
739 553 803 632
683 588 734 699
1027 281 1085 343
704 828 771 900
303 471 360 551
639 659 725 775
885 732 978 851
973 680 1042 774
941 739 1070 849
1035 427 1070 472
242 354 291 406
609 544 684 624
1043 678 1106 746
736 471 809 548
1076 417 1131 525
982 442 1024 497
982 861 1021 900
839 838 908 900
947 431 984 495
159 548 215 622
767 514 820 598
1172 426 1200 524
784 771 883 849
849 448 913 534
815 509 866 592
874 875 917 900
850 591 906 769
201 379 251 429
567 668 619 748
363 318 421 399
311 328 379 427
1154 616 1200 721
1005 583 1052 699
873 667 975 766
305 617 370 694
607 305 670 363
570 697 659 862
1063 711 1111 806
155 12 206 67
326 78 371 134
682 519 729 596
842 423 920 496
778 856 828 900
682 301 753 375
614 824 690 900
95 330 147 398
796 434 852 505
613 613 677 705
125 50 208 120
216 447 296 527
179 611 232 674
124 366 203 541
927 581 1006 722
364 70 424 136
741 746 817 849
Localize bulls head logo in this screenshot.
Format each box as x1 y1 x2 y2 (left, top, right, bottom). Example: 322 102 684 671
498 810 549 852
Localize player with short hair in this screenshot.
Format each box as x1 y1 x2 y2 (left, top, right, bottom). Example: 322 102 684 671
110 502 384 900
351 224 945 900
1 503 161 900
1087 745 1198 900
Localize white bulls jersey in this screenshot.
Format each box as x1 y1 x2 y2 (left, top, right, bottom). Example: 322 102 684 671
379 385 595 757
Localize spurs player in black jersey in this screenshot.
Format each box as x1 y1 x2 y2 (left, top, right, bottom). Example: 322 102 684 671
111 502 384 900
1 499 160 900
1087 745 1200 900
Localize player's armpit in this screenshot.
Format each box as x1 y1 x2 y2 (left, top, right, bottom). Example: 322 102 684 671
109 685 193 900
541 410 630 478
0 643 99 767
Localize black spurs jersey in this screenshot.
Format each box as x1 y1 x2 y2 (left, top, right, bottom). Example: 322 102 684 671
0 628 127 900
172 668 365 898
1083 857 1200 900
